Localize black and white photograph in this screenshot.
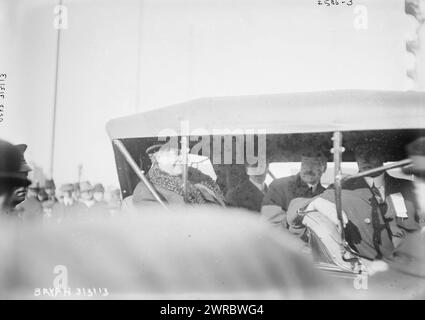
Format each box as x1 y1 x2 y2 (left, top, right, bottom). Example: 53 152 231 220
0 0 424 305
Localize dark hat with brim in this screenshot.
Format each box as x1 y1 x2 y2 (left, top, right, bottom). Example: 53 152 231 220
0 172 31 187
0 140 31 187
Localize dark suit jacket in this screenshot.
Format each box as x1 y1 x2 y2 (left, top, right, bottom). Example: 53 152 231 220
262 174 325 213
225 179 266 212
320 173 420 260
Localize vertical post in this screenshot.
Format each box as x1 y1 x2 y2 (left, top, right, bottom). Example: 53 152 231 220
181 136 189 203
50 0 63 179
332 131 346 245
77 164 83 184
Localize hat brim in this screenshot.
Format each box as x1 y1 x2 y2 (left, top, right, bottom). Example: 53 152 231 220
19 164 32 173
402 165 425 178
0 172 31 187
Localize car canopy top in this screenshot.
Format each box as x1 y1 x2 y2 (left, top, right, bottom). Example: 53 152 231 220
106 90 425 139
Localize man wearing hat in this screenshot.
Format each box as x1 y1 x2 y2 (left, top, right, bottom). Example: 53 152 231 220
89 183 109 217
0 140 31 215
261 149 327 228
93 183 106 203
8 145 44 220
79 181 94 207
363 138 425 298
42 179 58 213
9 144 32 208
72 182 81 202
383 137 425 276
44 179 56 200
123 143 225 211
287 142 420 261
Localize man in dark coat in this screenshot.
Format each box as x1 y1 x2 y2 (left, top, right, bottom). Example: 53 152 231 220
10 144 32 208
288 143 420 260
0 140 31 215
225 163 268 212
9 145 44 221
384 138 425 276
261 150 327 228
363 138 425 299
339 144 420 260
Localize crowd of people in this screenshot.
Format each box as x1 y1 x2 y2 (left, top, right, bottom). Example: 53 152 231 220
4 142 121 222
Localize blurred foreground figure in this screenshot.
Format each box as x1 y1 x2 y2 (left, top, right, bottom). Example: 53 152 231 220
42 179 57 215
0 208 335 299
0 140 31 215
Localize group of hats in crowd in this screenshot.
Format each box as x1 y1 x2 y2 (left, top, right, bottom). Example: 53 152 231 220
30 179 107 200
0 139 119 214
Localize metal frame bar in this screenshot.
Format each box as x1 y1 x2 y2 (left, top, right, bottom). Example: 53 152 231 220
181 136 189 203
332 132 364 265
332 132 346 246
343 159 412 182
113 139 168 209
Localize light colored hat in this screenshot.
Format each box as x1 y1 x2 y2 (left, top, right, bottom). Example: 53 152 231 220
60 183 74 192
79 181 93 193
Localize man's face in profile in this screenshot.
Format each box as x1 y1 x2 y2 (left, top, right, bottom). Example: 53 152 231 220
300 157 325 185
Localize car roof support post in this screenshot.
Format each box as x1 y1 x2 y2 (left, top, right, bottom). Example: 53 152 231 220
331 131 361 268
113 139 169 210
181 136 189 203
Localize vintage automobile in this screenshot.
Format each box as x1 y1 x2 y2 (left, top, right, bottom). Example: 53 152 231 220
106 90 425 292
